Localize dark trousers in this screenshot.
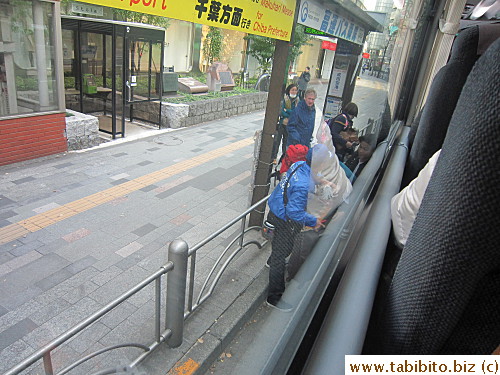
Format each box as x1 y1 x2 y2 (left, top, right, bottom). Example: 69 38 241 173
268 216 301 303
287 229 321 281
271 123 288 161
298 89 306 100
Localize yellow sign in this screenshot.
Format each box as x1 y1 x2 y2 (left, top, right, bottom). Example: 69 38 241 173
79 0 296 41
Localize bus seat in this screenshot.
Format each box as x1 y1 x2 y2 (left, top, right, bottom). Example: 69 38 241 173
402 24 500 187
374 37 500 354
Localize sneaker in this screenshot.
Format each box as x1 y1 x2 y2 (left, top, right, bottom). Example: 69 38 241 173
265 297 293 312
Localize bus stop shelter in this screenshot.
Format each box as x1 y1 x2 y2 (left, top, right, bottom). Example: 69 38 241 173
62 16 165 138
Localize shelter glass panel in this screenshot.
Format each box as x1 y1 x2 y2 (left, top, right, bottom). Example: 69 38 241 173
80 31 110 115
128 40 162 101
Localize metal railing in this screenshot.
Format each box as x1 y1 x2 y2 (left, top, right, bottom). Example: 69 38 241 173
5 196 270 375
5 262 174 375
185 195 269 316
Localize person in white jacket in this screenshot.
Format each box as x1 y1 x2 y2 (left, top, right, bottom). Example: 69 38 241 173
391 150 441 248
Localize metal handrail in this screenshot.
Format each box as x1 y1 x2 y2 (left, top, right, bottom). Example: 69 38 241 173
5 195 271 375
58 344 150 375
194 225 266 308
185 195 270 316
4 264 173 375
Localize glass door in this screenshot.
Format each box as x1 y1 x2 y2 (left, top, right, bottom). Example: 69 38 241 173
112 33 125 138
124 37 163 128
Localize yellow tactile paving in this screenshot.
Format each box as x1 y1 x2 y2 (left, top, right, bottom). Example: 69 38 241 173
19 216 57 231
85 192 116 205
0 137 255 245
42 206 77 220
63 199 95 212
0 224 30 243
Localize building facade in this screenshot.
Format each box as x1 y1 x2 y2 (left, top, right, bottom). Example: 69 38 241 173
0 0 66 166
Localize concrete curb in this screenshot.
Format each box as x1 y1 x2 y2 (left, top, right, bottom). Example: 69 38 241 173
136 236 270 375
170 270 268 375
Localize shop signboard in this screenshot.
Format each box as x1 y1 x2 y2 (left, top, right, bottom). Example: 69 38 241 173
298 0 365 45
328 56 349 97
71 2 104 16
321 40 337 51
78 0 295 41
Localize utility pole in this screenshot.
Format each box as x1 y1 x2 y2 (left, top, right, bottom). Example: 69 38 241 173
248 0 300 227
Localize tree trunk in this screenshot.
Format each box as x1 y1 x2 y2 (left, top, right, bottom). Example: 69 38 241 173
191 24 203 73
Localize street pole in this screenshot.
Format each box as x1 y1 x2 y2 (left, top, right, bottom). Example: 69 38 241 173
248 39 289 227
248 0 300 227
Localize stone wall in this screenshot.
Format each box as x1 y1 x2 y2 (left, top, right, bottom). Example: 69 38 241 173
61 92 267 152
65 110 100 151
180 92 268 128
133 92 268 129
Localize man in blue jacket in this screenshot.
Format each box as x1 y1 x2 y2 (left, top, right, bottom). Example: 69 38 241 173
266 145 325 311
286 88 317 148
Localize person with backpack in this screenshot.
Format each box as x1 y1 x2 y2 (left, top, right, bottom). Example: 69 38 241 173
271 84 300 162
265 145 326 311
297 66 311 100
327 102 358 161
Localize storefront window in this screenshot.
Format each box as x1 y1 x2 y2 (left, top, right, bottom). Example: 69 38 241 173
0 0 59 117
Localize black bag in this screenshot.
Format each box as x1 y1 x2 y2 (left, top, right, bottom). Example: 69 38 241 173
266 210 278 226
287 219 303 236
287 228 324 281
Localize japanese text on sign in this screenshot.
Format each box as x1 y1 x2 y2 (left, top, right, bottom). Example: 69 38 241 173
298 0 365 45
78 0 295 41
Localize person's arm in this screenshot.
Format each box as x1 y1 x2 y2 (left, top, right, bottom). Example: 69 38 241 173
329 119 348 147
286 110 300 145
391 150 441 247
339 161 354 180
287 182 317 227
280 100 290 118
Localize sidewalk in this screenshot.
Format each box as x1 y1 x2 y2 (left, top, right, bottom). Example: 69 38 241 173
0 75 387 375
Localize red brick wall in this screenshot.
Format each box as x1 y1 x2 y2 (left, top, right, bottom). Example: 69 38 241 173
0 113 67 166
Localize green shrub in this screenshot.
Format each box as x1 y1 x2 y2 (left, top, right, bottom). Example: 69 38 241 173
64 76 75 89
164 86 257 104
15 76 38 91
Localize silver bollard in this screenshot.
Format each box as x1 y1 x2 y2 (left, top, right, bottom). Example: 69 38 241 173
165 239 189 348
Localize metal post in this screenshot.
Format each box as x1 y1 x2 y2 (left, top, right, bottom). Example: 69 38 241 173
155 277 161 343
248 38 290 228
43 352 54 375
165 239 189 347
